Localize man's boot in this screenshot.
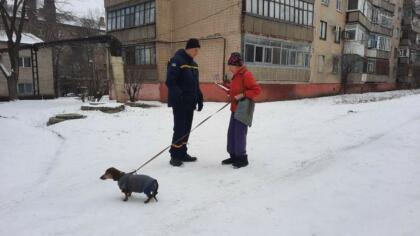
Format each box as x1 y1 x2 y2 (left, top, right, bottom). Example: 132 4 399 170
233 155 248 168
170 157 183 167
179 153 197 162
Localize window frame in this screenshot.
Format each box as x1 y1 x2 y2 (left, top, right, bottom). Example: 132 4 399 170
243 35 311 69
245 0 314 26
18 57 31 68
320 21 327 40
107 0 155 31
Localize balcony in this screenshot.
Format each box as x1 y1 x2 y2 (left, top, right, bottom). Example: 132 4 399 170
243 14 314 42
366 49 391 59
347 11 393 36
371 0 395 14
348 73 389 83
344 41 366 57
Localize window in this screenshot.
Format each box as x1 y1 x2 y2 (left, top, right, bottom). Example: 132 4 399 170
372 8 379 23
321 0 329 6
289 50 296 65
348 0 358 10
379 11 393 29
246 0 314 26
367 59 375 73
281 49 288 65
399 48 409 57
318 55 325 73
243 35 311 68
107 1 155 31
264 47 272 63
320 21 327 40
336 0 342 11
332 56 340 74
17 83 33 95
18 57 31 68
255 46 264 62
377 36 391 51
368 35 377 49
344 24 368 42
362 0 372 19
296 51 304 66
123 44 156 65
245 44 255 62
334 26 341 43
273 48 281 64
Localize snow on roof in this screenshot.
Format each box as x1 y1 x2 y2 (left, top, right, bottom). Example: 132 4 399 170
0 30 44 45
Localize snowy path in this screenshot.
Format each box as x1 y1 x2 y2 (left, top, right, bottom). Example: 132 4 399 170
1 91 420 236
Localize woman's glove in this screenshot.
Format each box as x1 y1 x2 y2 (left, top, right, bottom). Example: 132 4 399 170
234 93 245 101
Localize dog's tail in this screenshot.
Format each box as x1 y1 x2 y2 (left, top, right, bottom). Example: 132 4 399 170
153 180 159 201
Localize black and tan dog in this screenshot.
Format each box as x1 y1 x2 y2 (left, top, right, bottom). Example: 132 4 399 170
100 167 159 203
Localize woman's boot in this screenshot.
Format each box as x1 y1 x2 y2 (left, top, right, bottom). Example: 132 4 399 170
233 155 248 168
222 154 236 165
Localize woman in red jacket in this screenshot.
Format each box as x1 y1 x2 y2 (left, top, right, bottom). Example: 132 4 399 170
221 52 261 168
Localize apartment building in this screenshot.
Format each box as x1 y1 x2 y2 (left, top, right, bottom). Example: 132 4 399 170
343 0 402 91
105 0 403 102
398 0 420 88
309 0 346 95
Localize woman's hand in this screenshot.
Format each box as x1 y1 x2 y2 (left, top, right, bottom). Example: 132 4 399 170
234 93 244 101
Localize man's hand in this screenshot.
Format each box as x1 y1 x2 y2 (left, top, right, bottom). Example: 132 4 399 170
234 93 245 101
197 102 203 112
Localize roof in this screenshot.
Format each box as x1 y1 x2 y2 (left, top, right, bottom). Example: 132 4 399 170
0 30 44 45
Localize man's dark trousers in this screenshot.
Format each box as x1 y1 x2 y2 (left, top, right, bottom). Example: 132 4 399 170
170 105 194 159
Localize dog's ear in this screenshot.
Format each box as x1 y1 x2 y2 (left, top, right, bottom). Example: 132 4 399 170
106 167 117 173
106 167 124 181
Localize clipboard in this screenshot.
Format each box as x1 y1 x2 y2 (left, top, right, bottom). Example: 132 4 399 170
214 82 230 92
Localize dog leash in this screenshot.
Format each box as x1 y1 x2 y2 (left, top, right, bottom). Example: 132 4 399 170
129 102 231 174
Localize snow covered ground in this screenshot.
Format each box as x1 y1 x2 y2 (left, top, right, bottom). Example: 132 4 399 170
1 90 420 236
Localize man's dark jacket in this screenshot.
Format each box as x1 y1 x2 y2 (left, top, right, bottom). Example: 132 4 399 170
166 49 203 110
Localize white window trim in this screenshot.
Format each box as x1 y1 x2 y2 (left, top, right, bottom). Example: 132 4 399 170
336 0 342 12
244 35 311 69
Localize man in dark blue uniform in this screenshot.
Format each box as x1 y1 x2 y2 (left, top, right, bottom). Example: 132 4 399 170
166 38 204 167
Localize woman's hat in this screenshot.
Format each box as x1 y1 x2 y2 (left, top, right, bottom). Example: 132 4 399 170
228 52 244 66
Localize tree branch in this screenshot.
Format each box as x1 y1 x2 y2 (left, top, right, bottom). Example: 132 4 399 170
15 0 28 45
0 1 12 38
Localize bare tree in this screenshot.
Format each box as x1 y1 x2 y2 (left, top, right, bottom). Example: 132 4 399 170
340 54 365 94
78 10 107 102
0 0 28 100
41 0 76 97
124 66 143 102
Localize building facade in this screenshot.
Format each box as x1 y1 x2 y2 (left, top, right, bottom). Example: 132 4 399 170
105 0 403 102
398 0 420 88
343 0 402 92
0 33 55 99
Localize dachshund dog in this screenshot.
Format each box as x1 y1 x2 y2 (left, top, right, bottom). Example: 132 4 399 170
100 167 158 203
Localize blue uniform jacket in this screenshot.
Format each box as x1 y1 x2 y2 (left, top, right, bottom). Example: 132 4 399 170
166 49 203 109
